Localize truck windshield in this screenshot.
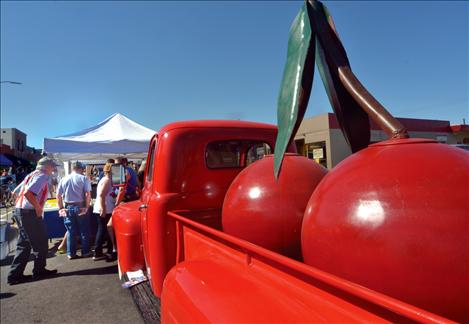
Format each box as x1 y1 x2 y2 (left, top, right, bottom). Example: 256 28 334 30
206 140 271 169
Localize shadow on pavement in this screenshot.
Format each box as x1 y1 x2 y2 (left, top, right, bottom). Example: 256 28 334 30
1 243 66 266
31 265 118 283
0 292 16 299
59 264 118 276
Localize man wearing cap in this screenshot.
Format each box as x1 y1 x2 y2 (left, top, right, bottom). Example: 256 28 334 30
57 161 92 259
7 157 58 285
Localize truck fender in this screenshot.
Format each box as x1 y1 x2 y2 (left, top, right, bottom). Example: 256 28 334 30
112 200 145 276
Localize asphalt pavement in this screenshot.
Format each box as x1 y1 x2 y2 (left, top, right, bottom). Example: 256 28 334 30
0 239 143 324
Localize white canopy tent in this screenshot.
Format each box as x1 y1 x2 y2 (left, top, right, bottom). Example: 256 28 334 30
43 113 156 161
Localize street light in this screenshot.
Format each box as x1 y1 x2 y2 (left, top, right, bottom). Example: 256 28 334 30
0 81 22 85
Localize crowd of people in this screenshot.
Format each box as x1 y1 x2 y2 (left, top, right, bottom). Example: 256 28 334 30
6 156 144 285
0 166 34 207
1 164 65 207
1 166 33 186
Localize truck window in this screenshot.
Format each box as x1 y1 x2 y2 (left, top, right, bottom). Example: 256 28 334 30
206 140 271 169
146 141 157 182
246 143 271 166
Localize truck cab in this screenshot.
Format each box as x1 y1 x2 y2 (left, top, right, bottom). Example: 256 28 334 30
113 120 286 294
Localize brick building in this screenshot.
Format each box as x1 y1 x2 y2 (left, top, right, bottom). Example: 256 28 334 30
0 128 41 166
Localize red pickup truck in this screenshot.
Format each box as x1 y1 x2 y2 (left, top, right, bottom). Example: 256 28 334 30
111 0 467 322
111 119 464 323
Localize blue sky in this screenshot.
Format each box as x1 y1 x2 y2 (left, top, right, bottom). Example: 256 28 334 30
1 1 468 149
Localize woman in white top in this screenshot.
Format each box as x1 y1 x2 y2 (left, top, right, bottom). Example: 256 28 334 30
92 163 116 260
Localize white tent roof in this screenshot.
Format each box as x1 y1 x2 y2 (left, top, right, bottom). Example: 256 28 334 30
44 113 156 161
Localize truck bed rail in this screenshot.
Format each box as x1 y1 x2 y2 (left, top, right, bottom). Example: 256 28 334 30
167 210 453 323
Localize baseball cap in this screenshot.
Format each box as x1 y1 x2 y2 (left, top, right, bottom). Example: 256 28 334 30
72 161 85 170
37 157 59 168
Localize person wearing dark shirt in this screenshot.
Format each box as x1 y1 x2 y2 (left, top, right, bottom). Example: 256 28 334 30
137 161 146 190
0 175 13 186
115 157 138 204
16 167 27 184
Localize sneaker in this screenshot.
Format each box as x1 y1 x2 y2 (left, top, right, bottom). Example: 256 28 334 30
92 252 105 261
82 252 93 258
8 274 33 285
105 252 117 262
68 255 80 260
33 269 58 279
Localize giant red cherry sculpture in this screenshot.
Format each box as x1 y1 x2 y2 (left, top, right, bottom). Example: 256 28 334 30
223 153 327 259
301 138 469 322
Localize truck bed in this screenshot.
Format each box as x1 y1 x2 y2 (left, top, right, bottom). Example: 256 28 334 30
161 209 451 323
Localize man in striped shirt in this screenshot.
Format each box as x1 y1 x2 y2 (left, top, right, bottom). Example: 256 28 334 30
8 157 59 285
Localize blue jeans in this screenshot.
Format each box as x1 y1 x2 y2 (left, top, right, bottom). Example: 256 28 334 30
63 206 90 256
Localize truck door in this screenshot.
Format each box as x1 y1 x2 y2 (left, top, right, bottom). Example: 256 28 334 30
140 135 157 273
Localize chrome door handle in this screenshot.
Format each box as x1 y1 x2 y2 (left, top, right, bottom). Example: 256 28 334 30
139 204 148 212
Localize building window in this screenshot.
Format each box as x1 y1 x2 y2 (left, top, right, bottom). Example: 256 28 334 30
295 139 327 168
306 141 327 168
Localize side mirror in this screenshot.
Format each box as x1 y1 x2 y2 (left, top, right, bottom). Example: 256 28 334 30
111 164 126 187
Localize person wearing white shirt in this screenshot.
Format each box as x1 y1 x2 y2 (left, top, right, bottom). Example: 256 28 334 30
92 163 116 260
